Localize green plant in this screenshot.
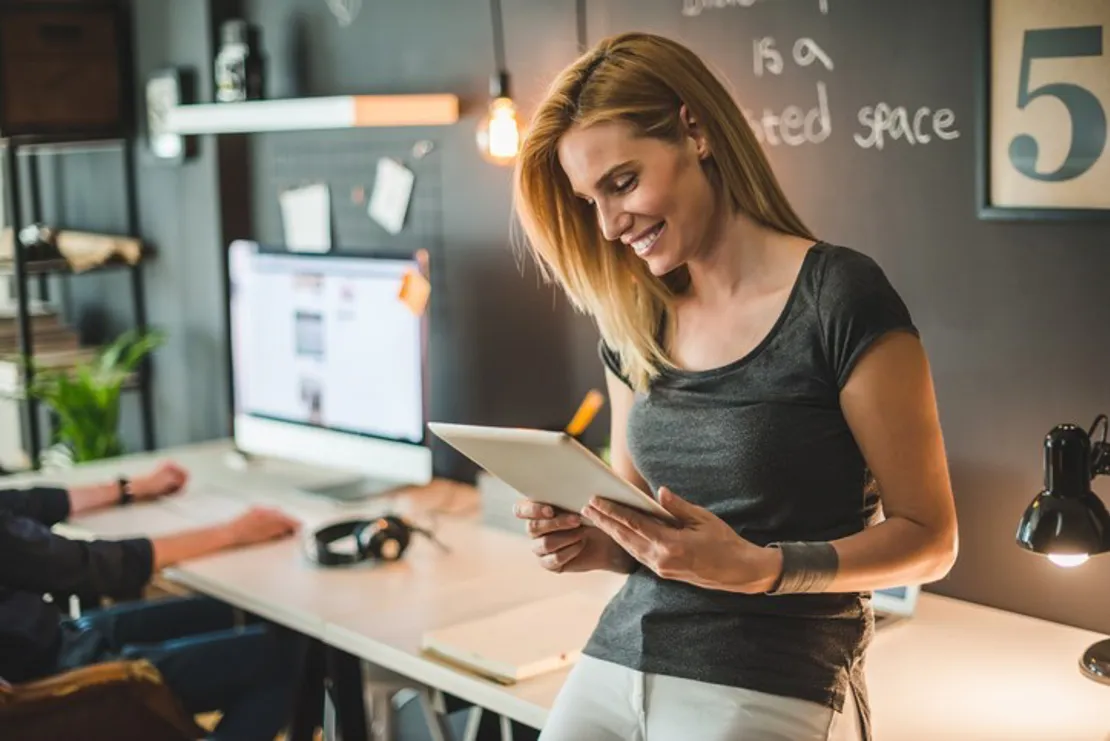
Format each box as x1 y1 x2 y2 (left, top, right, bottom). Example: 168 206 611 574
28 328 165 463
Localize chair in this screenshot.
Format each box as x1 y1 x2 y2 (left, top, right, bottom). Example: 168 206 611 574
0 658 205 741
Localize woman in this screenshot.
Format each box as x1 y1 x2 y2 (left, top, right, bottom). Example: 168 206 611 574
511 32 957 741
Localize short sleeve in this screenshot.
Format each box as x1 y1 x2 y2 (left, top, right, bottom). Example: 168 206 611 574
599 340 633 389
817 247 919 389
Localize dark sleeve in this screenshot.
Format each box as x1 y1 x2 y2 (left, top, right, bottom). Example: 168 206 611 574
0 511 154 598
598 340 633 389
0 486 70 526
817 247 919 389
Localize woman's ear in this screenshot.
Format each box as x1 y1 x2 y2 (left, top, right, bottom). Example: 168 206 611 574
679 104 710 160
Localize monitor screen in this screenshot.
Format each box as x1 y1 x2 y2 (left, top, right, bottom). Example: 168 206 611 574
229 242 425 446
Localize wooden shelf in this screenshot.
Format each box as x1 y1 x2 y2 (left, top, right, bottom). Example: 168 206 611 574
0 254 144 277
164 94 460 135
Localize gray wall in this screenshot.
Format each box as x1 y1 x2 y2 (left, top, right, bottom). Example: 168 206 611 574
45 0 1110 634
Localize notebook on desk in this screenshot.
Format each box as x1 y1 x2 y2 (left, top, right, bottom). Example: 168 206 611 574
420 591 609 685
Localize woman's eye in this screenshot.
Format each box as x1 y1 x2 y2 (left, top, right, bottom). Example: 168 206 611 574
613 175 637 193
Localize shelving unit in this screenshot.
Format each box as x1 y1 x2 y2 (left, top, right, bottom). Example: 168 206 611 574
1 134 155 471
164 93 460 135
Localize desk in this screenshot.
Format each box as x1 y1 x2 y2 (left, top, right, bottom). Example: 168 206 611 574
11 439 1110 740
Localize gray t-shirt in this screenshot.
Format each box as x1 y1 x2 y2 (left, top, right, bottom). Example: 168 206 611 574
585 242 918 740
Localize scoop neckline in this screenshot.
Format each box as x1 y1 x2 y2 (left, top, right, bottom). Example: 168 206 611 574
659 241 822 382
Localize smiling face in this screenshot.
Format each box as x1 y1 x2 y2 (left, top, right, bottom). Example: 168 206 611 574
557 118 717 277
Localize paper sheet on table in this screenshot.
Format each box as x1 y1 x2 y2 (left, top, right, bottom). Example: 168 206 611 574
279 183 332 253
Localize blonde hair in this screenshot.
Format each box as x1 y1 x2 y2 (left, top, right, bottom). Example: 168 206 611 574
513 32 813 391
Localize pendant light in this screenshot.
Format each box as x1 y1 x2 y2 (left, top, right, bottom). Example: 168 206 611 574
476 0 520 165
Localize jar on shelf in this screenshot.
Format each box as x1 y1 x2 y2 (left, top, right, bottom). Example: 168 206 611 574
214 19 265 103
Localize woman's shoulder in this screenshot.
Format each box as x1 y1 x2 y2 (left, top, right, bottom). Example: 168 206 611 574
810 241 887 280
806 241 901 305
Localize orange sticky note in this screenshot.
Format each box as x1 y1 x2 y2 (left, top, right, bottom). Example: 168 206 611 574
398 269 431 316
565 389 605 437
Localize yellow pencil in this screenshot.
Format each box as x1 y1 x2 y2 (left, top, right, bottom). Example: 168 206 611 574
565 389 605 437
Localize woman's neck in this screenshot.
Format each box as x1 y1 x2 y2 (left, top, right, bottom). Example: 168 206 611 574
685 211 783 307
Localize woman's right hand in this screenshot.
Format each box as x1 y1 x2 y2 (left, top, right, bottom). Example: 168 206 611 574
514 499 635 574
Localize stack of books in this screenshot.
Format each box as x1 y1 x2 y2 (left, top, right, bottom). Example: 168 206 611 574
0 304 92 395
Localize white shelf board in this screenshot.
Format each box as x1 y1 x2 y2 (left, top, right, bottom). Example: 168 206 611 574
164 94 459 135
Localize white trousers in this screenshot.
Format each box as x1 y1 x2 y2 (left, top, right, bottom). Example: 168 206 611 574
539 656 864 741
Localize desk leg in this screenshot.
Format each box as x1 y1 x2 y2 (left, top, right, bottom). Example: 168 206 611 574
326 646 370 741
289 639 327 741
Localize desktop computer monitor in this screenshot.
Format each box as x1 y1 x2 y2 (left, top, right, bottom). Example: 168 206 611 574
227 239 432 494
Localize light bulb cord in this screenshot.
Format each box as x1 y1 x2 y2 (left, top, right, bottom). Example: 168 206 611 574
490 0 506 72
576 0 588 53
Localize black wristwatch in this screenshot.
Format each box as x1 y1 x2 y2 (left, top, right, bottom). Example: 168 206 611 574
118 476 134 506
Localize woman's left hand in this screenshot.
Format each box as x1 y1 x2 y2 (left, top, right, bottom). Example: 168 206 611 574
583 487 781 594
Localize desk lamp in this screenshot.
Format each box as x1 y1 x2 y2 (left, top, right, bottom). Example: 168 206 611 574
1017 414 1110 684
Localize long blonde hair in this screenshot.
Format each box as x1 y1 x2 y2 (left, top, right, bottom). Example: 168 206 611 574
513 32 813 391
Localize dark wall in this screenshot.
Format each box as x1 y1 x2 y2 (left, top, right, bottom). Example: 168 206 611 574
51 0 1110 633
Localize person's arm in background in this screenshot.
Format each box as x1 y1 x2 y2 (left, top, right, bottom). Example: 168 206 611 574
150 507 300 570
67 461 189 515
0 506 300 599
0 461 189 526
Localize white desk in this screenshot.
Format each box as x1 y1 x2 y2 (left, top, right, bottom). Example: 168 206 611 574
13 440 1110 739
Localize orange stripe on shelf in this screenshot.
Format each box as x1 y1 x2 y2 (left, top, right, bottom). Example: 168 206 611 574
353 95 459 127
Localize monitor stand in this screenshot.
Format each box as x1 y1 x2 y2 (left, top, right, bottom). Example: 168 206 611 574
298 475 403 502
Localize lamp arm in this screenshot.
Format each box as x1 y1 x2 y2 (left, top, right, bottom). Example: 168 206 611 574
1093 442 1110 478
1090 415 1110 479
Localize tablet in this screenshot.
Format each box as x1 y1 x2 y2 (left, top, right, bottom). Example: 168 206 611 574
427 422 675 522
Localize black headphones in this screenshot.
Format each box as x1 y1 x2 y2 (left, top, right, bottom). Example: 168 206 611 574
308 515 441 567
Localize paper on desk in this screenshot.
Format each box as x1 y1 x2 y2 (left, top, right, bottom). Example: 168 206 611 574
280 183 332 253
368 158 415 235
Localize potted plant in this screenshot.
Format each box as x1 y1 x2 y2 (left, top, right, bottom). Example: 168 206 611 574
27 328 165 464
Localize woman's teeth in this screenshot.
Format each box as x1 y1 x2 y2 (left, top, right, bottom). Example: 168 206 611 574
632 223 664 256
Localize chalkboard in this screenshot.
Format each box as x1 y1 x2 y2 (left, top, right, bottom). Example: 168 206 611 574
577 0 1110 633
586 0 974 248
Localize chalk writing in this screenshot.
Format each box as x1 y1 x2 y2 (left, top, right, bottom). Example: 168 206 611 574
743 82 832 146
854 104 960 149
683 0 828 18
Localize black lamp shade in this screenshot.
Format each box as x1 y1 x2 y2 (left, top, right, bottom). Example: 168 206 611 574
1016 490 1110 555
1016 423 1110 556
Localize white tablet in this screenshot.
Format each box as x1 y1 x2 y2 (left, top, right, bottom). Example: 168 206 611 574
427 422 675 522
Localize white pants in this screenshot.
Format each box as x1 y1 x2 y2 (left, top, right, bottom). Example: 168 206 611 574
539 656 864 741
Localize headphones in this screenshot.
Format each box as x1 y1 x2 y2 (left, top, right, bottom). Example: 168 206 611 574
308 514 443 567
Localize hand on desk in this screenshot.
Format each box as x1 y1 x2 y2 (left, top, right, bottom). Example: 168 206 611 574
514 500 635 575
223 506 301 547
129 460 189 502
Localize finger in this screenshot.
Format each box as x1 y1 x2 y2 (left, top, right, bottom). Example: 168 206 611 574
586 504 656 558
539 539 587 572
657 487 702 522
531 529 586 557
587 498 668 540
513 501 557 520
526 513 582 538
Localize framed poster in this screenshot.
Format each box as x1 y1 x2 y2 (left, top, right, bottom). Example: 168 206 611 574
979 0 1110 220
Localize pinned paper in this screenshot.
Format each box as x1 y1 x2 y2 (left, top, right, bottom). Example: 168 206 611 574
369 157 415 235
279 183 332 253
398 269 431 316
565 389 605 437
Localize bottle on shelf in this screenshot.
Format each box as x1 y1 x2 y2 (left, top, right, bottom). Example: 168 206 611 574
214 19 265 103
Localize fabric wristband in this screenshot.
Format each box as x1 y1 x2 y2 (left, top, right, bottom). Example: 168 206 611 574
765 541 839 595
